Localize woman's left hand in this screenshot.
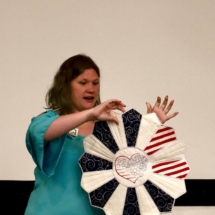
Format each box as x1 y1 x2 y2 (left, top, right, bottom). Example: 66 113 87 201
146 95 178 124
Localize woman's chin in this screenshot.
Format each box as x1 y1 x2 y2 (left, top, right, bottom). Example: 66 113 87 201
82 104 95 110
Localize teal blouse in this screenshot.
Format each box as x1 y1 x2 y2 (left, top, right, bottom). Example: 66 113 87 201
25 110 105 215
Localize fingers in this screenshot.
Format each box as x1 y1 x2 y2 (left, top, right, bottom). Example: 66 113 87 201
164 100 174 114
146 102 153 114
165 112 179 122
153 96 161 109
108 100 126 112
147 96 178 123
107 100 126 124
154 96 174 113
108 115 119 125
160 96 168 110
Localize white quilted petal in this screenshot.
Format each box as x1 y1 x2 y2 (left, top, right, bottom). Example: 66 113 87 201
104 184 127 215
84 134 115 162
135 113 161 150
148 141 186 163
81 170 114 193
107 111 127 149
148 173 186 199
135 185 160 215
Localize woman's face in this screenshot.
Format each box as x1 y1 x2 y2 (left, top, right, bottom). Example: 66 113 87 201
70 68 100 112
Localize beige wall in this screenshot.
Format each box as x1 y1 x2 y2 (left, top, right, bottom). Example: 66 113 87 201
174 207 215 215
1 0 215 181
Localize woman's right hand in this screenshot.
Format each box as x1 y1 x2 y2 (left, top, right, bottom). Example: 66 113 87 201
90 99 126 124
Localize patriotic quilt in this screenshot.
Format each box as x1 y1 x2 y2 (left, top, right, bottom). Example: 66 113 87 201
79 109 190 215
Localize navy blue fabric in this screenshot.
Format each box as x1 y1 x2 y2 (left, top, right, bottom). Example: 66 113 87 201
79 153 112 172
144 180 174 212
89 179 119 208
122 109 142 147
93 121 119 154
123 188 140 215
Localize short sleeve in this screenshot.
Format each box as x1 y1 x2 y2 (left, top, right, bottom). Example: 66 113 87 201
26 110 66 177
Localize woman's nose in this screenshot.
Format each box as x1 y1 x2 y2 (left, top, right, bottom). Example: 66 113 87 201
86 83 94 92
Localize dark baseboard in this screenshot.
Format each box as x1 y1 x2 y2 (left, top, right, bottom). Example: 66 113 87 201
0 179 214 214
175 179 215 206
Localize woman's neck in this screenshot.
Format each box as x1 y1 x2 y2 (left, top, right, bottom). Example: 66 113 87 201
78 120 95 136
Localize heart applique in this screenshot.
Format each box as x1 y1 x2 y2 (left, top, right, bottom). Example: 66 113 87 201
115 153 148 183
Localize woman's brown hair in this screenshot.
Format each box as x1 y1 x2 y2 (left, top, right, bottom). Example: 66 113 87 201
45 54 101 114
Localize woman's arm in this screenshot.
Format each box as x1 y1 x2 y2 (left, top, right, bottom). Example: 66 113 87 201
44 99 126 141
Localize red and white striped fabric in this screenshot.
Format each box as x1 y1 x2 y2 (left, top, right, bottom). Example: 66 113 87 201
144 126 176 156
152 159 190 179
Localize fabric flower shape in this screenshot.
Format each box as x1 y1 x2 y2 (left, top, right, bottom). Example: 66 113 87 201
79 109 190 215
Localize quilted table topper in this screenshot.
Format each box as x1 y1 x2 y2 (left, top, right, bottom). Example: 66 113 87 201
79 109 191 215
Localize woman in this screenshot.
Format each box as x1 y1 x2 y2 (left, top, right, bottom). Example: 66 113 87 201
25 54 178 215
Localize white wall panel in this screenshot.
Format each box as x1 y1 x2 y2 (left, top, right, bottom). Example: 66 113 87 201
1 0 215 180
